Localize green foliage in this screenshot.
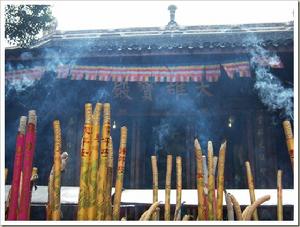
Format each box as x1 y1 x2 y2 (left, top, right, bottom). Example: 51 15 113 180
5 5 54 47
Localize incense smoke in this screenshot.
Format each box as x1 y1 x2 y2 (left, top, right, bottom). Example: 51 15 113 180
92 88 110 103
246 36 294 120
6 75 36 95
151 87 214 154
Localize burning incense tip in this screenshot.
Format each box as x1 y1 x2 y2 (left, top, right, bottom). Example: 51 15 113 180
194 138 201 150
92 103 102 124
28 110 36 125
283 120 293 139
222 140 227 146
19 116 27 134
282 120 294 169
85 103 93 124
208 140 213 148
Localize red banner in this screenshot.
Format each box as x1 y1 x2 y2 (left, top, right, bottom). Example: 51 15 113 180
6 62 254 82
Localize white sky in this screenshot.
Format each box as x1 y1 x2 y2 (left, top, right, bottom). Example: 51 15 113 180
51 1 296 31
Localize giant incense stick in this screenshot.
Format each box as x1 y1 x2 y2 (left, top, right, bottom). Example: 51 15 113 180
112 126 128 220
245 161 258 220
202 156 208 194
194 139 205 220
207 141 214 220
18 110 37 220
174 202 185 221
18 172 23 210
213 156 218 219
243 195 270 221
224 190 234 220
228 193 242 220
174 156 182 221
87 103 102 220
151 155 158 220
47 169 54 220
216 141 226 221
155 207 160 220
202 155 208 220
141 201 161 221
77 104 93 220
277 170 283 221
7 116 27 220
47 152 68 220
52 120 62 220
283 120 294 170
5 187 11 219
164 155 172 221
28 167 38 219
97 103 111 220
104 136 114 220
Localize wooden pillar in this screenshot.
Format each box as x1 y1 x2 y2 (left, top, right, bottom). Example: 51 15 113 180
135 120 141 188
140 119 146 188
64 116 77 185
190 125 196 189
130 120 137 188
253 110 267 188
185 125 191 189
264 114 278 188
246 112 256 171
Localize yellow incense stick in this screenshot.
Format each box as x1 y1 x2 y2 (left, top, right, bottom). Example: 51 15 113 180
104 136 114 220
164 155 172 221
207 141 214 220
243 195 270 221
52 120 62 220
77 103 93 220
28 167 38 219
46 172 53 220
151 156 159 220
216 141 226 221
283 120 294 170
194 139 205 220
97 103 111 220
213 156 218 219
225 190 234 220
87 103 102 220
174 156 182 221
228 193 242 220
245 161 258 220
277 170 283 221
113 126 128 220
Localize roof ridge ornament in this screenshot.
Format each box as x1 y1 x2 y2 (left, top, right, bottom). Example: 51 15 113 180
166 5 178 30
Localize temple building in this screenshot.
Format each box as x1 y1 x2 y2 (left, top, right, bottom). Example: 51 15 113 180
5 6 294 220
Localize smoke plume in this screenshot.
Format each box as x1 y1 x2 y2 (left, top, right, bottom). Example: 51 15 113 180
246 36 294 119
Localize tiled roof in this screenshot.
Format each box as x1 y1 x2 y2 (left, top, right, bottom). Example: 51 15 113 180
5 22 293 58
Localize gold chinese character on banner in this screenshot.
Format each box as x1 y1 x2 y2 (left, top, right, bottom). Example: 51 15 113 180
167 82 187 99
197 82 213 96
138 82 153 101
113 81 132 100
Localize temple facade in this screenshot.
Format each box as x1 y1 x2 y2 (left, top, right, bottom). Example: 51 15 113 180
5 13 294 220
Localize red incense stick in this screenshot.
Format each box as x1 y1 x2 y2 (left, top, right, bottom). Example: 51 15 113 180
18 110 37 220
7 116 27 220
